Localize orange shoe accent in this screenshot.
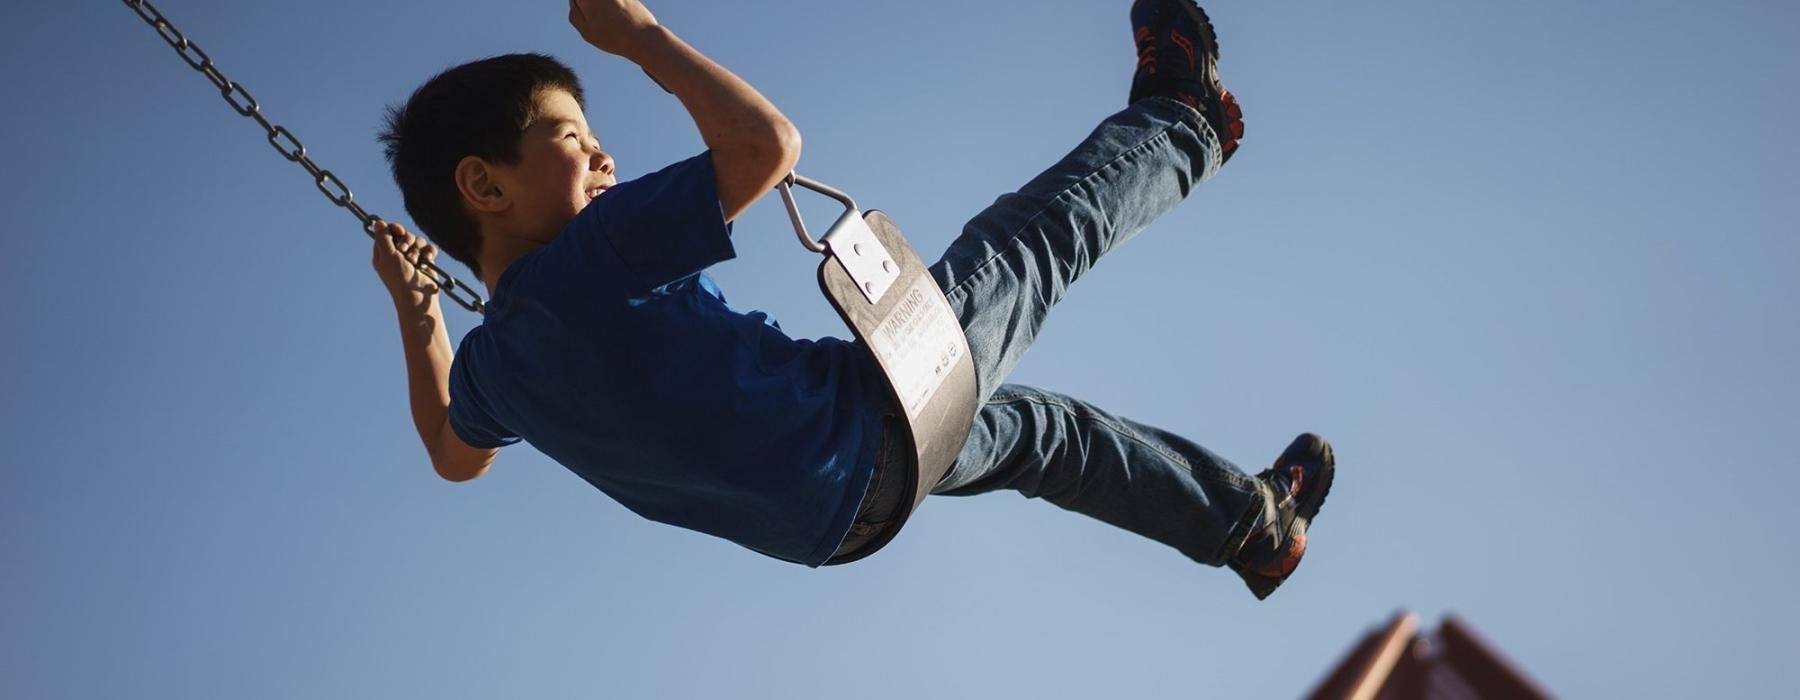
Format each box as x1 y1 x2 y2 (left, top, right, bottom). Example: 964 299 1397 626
1169 30 1197 72
1282 530 1307 573
1251 529 1306 578
1219 90 1243 158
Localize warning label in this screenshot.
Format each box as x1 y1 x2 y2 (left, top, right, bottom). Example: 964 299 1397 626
872 276 965 419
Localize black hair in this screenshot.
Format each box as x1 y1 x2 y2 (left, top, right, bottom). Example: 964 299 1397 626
377 53 585 278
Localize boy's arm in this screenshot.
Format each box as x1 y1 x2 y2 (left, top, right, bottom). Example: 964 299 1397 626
372 222 500 483
569 0 801 223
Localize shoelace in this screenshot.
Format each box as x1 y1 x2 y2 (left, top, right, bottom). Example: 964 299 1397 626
1134 26 1158 76
1237 465 1306 569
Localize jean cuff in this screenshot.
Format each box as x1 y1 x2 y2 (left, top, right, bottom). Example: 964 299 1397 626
1212 478 1270 567
1135 96 1223 181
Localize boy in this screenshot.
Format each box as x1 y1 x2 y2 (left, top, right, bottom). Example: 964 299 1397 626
373 0 1336 600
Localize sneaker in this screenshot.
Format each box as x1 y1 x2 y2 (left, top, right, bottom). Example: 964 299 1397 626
1128 0 1245 163
1231 433 1335 600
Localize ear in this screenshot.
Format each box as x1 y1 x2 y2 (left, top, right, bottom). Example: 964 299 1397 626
454 155 510 214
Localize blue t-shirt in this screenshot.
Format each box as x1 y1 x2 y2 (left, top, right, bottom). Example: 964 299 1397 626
446 153 883 566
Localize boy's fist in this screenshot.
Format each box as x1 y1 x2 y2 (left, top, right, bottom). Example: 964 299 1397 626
371 220 441 306
568 0 660 57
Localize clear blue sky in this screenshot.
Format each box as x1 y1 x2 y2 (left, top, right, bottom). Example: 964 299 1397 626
5 1 1796 697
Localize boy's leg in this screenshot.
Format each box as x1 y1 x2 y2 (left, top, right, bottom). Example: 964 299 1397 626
928 97 1219 405
933 384 1263 568
932 385 1335 599
928 0 1243 404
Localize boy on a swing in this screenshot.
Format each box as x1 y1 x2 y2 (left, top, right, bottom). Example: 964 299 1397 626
373 0 1336 599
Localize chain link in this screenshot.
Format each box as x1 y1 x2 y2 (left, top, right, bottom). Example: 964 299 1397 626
120 0 486 314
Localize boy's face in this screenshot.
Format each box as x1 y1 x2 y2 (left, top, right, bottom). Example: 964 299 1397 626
486 88 615 242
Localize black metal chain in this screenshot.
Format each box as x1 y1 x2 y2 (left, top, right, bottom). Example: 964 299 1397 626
121 0 487 314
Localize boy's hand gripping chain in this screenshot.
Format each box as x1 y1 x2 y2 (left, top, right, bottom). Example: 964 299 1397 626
120 0 488 314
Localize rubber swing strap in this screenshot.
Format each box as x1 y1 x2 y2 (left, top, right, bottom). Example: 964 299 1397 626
782 176 978 564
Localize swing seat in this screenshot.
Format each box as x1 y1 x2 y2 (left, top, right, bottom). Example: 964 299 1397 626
780 177 978 565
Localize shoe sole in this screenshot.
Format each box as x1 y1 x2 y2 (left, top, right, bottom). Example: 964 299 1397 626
1187 1 1221 68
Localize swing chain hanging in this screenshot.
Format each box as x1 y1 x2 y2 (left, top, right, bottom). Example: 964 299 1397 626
120 0 487 314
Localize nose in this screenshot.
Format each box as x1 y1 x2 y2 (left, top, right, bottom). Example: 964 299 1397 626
590 148 614 176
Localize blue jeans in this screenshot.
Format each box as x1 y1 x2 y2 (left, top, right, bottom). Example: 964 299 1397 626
924 98 1262 567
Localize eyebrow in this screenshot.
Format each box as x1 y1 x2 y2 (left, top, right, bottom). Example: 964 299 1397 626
528 116 580 134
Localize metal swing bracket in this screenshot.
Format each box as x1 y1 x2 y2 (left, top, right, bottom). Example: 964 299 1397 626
778 174 901 306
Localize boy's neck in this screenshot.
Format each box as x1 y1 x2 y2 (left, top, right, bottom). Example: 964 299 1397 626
477 232 549 297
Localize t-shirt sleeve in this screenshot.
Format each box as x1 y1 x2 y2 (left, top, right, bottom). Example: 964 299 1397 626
566 151 737 294
447 354 521 450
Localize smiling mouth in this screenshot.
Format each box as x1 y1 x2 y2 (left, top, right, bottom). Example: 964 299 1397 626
586 185 609 199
